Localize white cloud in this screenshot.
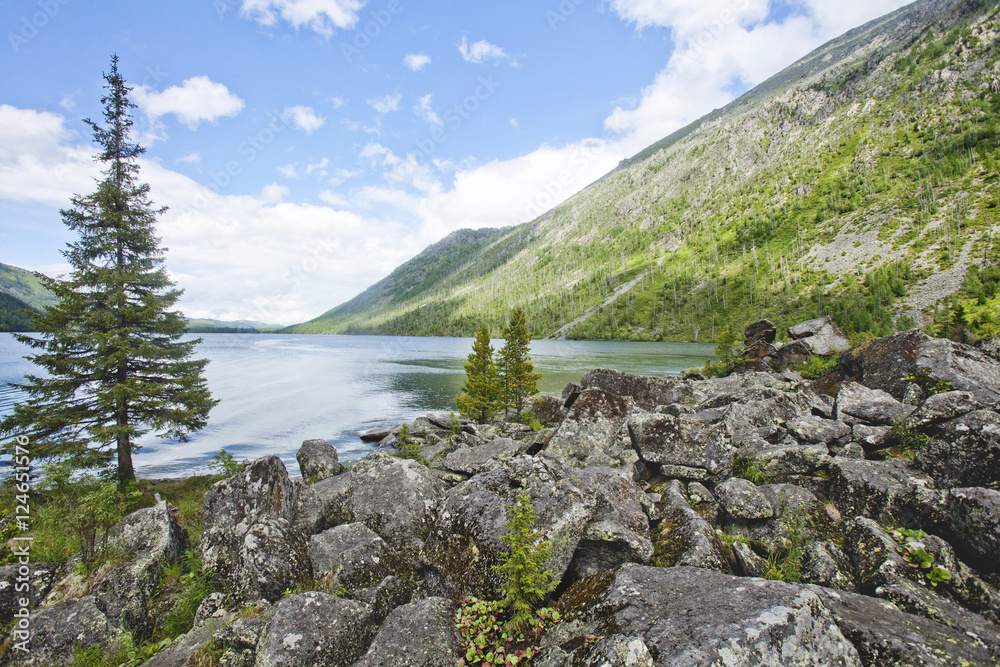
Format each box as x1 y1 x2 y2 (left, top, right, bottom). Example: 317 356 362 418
367 93 402 114
134 76 245 130
282 105 326 133
239 0 364 36
458 37 515 65
604 0 904 150
509 117 520 128
403 53 432 72
278 163 299 178
59 94 76 111
176 152 202 164
306 157 329 176
413 94 442 127
328 96 346 108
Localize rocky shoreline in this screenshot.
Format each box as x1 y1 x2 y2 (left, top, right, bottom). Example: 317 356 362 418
2 321 1000 666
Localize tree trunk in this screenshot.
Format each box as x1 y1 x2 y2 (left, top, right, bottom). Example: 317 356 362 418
117 406 135 487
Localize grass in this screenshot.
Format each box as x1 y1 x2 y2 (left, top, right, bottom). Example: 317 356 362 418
731 455 773 485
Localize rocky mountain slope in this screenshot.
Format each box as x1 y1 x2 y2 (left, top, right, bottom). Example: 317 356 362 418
289 0 1000 342
5 324 1000 666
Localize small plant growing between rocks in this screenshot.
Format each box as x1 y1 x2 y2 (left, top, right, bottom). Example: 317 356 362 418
732 455 772 485
888 526 952 587
392 424 429 466
887 418 929 456
208 448 246 478
765 494 816 584
455 597 560 666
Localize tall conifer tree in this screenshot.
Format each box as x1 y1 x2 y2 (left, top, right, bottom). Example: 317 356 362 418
497 308 541 419
0 56 217 485
455 324 499 424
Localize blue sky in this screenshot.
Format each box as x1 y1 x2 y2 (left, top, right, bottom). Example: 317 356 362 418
0 0 905 324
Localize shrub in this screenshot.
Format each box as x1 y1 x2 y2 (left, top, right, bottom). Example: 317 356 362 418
392 424 428 466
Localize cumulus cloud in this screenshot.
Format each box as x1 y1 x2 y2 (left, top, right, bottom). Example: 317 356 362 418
458 37 515 65
282 105 326 133
404 53 432 72
133 76 245 130
367 92 402 114
239 0 364 36
176 152 202 164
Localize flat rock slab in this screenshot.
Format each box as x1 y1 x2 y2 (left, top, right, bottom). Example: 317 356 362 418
546 388 637 468
787 317 851 356
440 437 521 476
811 586 1000 666
563 564 860 666
836 381 915 426
947 486 1000 567
827 458 940 528
581 368 695 410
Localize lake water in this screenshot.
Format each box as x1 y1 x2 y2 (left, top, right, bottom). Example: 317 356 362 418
0 333 715 478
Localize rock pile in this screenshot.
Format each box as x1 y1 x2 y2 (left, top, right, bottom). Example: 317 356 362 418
5 326 1000 666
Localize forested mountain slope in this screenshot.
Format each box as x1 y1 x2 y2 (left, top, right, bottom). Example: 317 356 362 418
290 0 1000 342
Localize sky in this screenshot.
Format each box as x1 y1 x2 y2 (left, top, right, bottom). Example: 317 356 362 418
0 0 907 326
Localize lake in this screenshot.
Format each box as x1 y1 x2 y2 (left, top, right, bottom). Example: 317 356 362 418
0 333 715 478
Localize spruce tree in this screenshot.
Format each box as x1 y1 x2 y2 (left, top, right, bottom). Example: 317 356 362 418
455 324 499 424
494 491 556 634
497 308 541 420
0 56 217 486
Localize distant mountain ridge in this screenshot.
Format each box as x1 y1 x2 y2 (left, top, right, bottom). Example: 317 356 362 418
287 0 1000 342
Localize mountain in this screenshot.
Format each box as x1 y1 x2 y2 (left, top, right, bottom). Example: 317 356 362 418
288 0 1000 343
185 318 280 333
0 262 58 313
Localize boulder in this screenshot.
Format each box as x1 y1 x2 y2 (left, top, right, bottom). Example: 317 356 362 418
851 424 890 451
771 339 813 369
561 382 583 409
649 480 728 571
559 564 860 666
213 615 270 666
439 437 522 476
202 456 310 603
916 410 1000 490
827 458 943 528
140 623 214 667
976 335 1000 359
740 441 831 478
255 592 378 667
359 425 396 443
810 585 999 666
911 390 981 428
350 597 461 667
946 486 1000 568
842 329 1000 403
308 523 406 590
0 563 57 625
5 595 123 666
845 517 909 588
786 415 851 445
294 473 351 536
90 500 189 635
338 453 447 557
714 478 774 520
532 395 567 426
787 317 851 356
425 412 456 430
580 368 695 410
744 319 777 346
802 541 857 592
731 541 769 577
296 439 344 482
835 381 915 426
545 388 637 467
627 411 734 476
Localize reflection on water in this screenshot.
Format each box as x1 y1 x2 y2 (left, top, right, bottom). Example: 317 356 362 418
0 333 714 478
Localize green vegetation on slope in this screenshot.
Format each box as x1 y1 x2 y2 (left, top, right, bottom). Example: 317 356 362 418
290 0 1000 344
0 262 57 312
0 292 38 332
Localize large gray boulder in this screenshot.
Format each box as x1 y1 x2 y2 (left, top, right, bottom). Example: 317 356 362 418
627 411 734 476
787 317 851 356
785 415 851 445
440 437 522 476
545 388 637 468
714 478 774 520
202 456 310 603
350 597 461 667
296 439 344 482
337 453 447 557
842 330 1000 403
3 595 123 666
91 500 190 635
835 381 915 426
255 592 378 667
294 473 351 536
557 565 860 666
946 486 1000 568
308 523 407 590
0 563 57 625
581 368 696 410
827 458 943 528
916 410 1000 490
649 480 728 571
810 585 1000 666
